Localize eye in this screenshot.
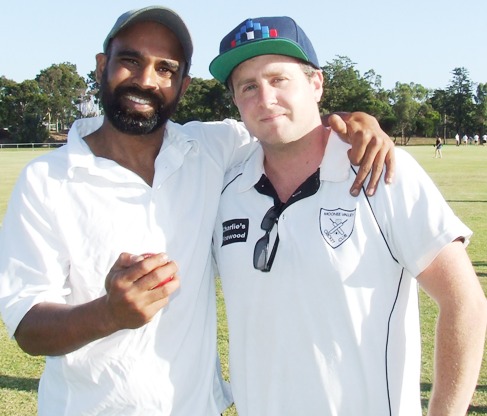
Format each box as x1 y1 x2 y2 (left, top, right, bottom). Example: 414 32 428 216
241 83 257 93
156 67 171 77
121 57 139 66
271 77 287 85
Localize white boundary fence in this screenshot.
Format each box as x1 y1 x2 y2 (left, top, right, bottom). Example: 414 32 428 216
0 143 65 149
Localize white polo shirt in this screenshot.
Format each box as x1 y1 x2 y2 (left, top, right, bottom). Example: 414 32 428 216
213 132 471 416
0 116 254 416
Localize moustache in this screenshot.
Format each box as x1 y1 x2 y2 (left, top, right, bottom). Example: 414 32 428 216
115 86 165 109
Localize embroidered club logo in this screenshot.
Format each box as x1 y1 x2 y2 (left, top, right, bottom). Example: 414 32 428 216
320 208 356 248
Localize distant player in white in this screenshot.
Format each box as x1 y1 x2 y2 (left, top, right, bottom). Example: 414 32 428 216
210 15 487 416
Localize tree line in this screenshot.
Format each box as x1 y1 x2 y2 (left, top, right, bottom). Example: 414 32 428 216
1 56 486 144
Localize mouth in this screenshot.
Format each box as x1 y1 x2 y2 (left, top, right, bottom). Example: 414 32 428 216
261 113 285 123
122 93 158 114
126 94 153 106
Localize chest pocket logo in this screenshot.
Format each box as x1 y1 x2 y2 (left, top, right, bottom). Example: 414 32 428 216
222 218 249 246
320 208 356 248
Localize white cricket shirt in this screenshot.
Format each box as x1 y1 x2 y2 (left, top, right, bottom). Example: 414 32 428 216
0 116 254 416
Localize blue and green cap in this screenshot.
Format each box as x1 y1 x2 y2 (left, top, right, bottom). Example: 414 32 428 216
209 16 320 84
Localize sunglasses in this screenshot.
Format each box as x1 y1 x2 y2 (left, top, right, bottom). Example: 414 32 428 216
253 206 280 272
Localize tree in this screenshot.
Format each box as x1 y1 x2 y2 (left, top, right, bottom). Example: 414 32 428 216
36 63 87 132
473 83 487 135
390 82 430 144
0 77 49 143
0 76 18 130
415 102 441 139
173 78 238 123
320 56 392 122
86 70 101 106
444 67 475 136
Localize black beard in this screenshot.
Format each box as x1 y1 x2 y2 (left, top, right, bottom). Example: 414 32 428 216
99 71 181 135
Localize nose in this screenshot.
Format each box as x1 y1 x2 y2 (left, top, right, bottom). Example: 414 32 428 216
257 83 278 107
134 65 158 90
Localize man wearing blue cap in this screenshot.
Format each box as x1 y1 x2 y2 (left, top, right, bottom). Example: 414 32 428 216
211 16 486 416
0 6 396 416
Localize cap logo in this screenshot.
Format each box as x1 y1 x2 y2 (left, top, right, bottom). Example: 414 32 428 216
209 16 320 83
229 19 278 49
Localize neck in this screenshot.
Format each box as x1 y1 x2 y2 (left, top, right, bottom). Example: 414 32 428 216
83 120 166 186
262 125 329 203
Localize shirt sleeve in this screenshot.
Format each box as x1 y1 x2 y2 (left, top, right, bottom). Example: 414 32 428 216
181 119 258 172
0 162 70 338
371 149 472 277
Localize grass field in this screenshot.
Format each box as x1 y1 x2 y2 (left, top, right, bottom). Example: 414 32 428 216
0 144 486 415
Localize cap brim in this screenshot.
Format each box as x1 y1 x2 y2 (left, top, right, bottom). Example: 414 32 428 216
209 39 310 84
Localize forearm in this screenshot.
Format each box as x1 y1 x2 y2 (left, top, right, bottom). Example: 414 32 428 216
427 296 487 415
14 297 118 356
13 253 179 356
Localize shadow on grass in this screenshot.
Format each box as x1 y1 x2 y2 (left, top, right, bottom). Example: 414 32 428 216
0 375 39 392
421 383 487 413
446 200 487 203
469 404 487 413
421 383 431 409
473 262 487 278
469 385 487 413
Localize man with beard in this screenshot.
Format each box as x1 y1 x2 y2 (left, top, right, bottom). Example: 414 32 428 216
0 6 395 416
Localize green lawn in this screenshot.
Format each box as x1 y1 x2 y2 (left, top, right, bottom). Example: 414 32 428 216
404 144 487 415
0 144 486 415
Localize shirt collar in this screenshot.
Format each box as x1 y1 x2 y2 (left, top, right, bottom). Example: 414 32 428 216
237 145 266 193
65 117 197 182
236 130 352 193
319 130 352 182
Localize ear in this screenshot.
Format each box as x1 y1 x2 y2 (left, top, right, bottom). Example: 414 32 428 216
179 75 192 97
95 53 107 84
313 70 324 103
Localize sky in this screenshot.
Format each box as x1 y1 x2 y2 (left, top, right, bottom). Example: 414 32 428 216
1 0 485 91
